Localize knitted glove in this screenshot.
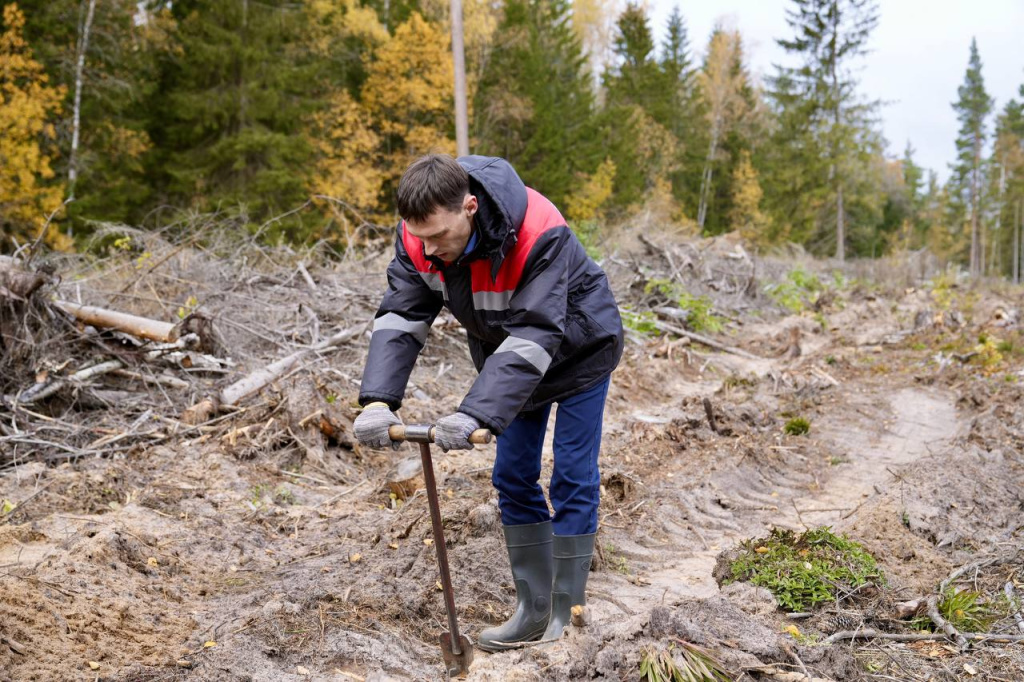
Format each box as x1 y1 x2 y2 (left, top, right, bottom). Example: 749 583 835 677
353 402 402 450
434 412 482 452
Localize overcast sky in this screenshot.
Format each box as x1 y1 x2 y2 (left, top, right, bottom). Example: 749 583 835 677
646 0 1024 181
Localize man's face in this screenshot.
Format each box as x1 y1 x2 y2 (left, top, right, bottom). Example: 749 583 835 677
404 194 478 263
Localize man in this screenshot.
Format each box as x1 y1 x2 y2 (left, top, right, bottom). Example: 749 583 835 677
353 154 623 650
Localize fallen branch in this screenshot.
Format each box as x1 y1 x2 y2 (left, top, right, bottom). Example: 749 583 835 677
824 628 1024 645
10 359 124 406
111 368 190 390
926 594 968 650
654 320 762 361
183 323 366 423
939 551 1021 595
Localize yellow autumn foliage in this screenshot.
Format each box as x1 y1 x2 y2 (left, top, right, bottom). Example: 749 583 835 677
729 150 771 246
308 89 384 237
361 12 455 190
304 0 388 57
0 3 67 249
567 158 616 223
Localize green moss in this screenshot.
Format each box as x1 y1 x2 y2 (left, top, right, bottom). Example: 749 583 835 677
727 527 884 612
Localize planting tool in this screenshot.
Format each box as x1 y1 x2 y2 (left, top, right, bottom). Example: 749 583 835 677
388 424 492 678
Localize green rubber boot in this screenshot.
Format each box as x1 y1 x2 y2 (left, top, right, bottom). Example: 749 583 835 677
541 533 595 642
477 521 553 652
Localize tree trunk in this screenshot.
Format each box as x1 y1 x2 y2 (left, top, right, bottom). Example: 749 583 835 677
1011 197 1019 282
450 0 469 157
830 8 843 262
68 0 97 201
970 141 982 277
835 183 845 262
697 123 719 230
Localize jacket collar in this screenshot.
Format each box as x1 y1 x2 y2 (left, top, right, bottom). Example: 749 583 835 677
457 156 528 280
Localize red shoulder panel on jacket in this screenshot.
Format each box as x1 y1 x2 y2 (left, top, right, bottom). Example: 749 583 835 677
471 188 566 293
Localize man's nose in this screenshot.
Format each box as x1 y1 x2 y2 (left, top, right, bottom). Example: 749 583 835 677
423 241 439 256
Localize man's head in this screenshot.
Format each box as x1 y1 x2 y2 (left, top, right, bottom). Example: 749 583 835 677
397 154 478 263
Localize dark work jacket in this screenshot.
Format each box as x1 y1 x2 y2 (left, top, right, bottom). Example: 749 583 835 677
358 156 623 435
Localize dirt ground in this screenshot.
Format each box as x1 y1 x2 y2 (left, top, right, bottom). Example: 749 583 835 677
1 239 1023 682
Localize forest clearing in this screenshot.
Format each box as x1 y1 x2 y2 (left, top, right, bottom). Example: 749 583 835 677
3 0 1024 680
1 225 1022 681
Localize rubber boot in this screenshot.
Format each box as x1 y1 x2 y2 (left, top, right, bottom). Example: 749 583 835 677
541 533 595 642
477 521 553 652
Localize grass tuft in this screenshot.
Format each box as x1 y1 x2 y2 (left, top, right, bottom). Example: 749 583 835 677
640 641 732 682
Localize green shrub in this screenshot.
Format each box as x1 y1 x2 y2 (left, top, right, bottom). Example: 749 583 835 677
728 527 884 612
643 279 724 333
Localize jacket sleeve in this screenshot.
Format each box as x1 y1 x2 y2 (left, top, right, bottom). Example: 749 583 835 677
458 228 569 434
358 226 443 410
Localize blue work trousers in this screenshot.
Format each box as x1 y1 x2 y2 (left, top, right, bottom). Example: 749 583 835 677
491 377 610 535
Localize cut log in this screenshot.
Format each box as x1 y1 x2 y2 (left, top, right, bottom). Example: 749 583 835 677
55 300 179 343
388 456 424 500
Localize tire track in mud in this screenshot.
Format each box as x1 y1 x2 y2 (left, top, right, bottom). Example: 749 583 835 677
586 382 964 621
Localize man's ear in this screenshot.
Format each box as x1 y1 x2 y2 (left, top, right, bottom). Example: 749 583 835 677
464 194 478 218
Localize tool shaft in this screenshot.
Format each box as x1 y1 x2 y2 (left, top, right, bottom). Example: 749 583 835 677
419 442 463 655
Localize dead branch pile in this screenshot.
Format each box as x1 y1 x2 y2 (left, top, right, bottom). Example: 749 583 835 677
0 220 394 476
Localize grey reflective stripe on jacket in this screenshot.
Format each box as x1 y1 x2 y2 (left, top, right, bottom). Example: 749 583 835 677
358 232 442 410
494 336 552 373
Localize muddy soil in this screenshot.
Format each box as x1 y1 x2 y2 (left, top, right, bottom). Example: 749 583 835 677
2 268 1023 682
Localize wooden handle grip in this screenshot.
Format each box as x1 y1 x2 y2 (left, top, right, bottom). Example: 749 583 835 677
387 425 493 445
467 429 493 444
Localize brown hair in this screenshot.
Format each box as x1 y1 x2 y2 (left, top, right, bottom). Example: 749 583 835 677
396 154 470 222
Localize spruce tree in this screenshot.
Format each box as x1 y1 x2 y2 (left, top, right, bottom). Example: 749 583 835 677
770 0 881 260
601 2 671 208
149 0 315 238
473 0 599 206
989 90 1023 280
949 38 993 276
657 6 703 214
901 142 926 247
